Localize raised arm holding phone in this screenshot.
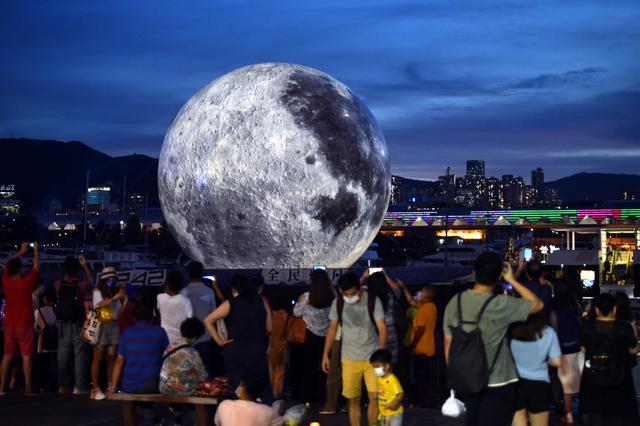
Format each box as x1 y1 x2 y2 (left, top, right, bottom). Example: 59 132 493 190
442 252 543 426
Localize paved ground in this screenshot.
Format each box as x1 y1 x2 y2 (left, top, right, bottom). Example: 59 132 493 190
0 392 568 426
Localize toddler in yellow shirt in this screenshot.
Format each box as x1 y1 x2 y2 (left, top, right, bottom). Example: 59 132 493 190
370 349 404 426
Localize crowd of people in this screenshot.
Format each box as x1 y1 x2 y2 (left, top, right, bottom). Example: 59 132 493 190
0 241 639 426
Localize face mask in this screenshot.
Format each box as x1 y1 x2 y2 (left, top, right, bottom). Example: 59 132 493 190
343 294 359 304
374 367 386 377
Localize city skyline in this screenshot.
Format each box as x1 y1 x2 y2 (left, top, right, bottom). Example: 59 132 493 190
1 1 639 181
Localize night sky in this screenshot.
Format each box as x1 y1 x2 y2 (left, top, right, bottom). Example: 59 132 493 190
1 1 639 181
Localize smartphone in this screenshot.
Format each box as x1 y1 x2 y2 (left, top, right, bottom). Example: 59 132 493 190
312 265 326 270
29 242 35 248
368 267 383 274
524 248 533 262
202 275 216 281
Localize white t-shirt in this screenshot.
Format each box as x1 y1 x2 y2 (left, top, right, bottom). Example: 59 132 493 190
156 293 193 343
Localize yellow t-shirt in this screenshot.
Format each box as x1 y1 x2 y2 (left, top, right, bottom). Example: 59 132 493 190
377 373 404 417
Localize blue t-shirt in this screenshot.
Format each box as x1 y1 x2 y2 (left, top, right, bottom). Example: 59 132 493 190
117 321 169 392
510 326 561 382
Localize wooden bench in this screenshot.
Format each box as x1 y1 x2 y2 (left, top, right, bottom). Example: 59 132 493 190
108 392 219 426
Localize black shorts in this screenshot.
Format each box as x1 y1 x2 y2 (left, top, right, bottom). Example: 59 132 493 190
515 379 550 414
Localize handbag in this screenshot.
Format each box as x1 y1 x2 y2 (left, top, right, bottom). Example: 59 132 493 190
81 310 102 345
286 315 306 344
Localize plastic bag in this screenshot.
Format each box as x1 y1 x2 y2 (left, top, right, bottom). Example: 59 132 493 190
282 404 306 426
441 389 466 418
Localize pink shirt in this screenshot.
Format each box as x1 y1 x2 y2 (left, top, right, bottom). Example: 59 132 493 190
214 400 282 426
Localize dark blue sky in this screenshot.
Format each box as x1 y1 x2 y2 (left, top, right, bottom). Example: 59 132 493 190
1 1 639 181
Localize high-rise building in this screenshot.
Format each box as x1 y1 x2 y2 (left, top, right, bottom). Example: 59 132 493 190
0 184 20 214
486 177 500 208
466 160 485 180
514 176 526 207
390 176 406 206
0 184 16 199
500 175 514 208
545 188 561 206
87 186 111 212
531 167 544 203
127 193 146 213
438 166 456 204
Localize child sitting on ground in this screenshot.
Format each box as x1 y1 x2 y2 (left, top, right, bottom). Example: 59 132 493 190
370 349 404 426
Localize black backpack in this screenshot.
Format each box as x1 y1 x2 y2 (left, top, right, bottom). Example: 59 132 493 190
37 308 59 351
584 323 625 387
55 279 84 323
447 293 504 395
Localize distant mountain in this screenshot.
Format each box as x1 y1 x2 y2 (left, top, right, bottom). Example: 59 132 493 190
0 138 159 212
545 172 640 202
4 138 640 213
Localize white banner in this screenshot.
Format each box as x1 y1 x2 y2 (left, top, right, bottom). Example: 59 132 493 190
96 269 167 287
261 268 348 285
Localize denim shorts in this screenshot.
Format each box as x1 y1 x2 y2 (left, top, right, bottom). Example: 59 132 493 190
381 413 403 426
98 321 119 346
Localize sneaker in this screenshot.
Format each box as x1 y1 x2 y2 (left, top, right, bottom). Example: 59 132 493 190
73 387 88 395
90 388 106 400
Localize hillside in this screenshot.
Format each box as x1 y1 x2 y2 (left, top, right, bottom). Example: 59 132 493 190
0 138 159 212
545 172 640 202
3 138 640 212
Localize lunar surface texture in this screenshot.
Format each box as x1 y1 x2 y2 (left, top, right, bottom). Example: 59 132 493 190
158 63 391 268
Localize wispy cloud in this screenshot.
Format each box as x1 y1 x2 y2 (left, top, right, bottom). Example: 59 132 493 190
509 67 607 90
0 0 638 177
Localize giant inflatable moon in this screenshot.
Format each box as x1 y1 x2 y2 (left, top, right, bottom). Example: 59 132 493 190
158 63 391 268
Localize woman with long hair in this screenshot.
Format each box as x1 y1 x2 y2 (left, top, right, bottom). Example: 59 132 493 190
579 293 639 425
89 267 126 400
292 269 335 406
550 280 584 424
510 312 562 426
204 274 273 404
366 271 400 364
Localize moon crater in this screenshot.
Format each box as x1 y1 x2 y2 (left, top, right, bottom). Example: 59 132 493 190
158 63 390 268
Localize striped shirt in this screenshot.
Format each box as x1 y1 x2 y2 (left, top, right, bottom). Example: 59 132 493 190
117 321 169 392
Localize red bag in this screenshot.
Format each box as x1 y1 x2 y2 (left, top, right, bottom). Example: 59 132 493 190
197 376 231 397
